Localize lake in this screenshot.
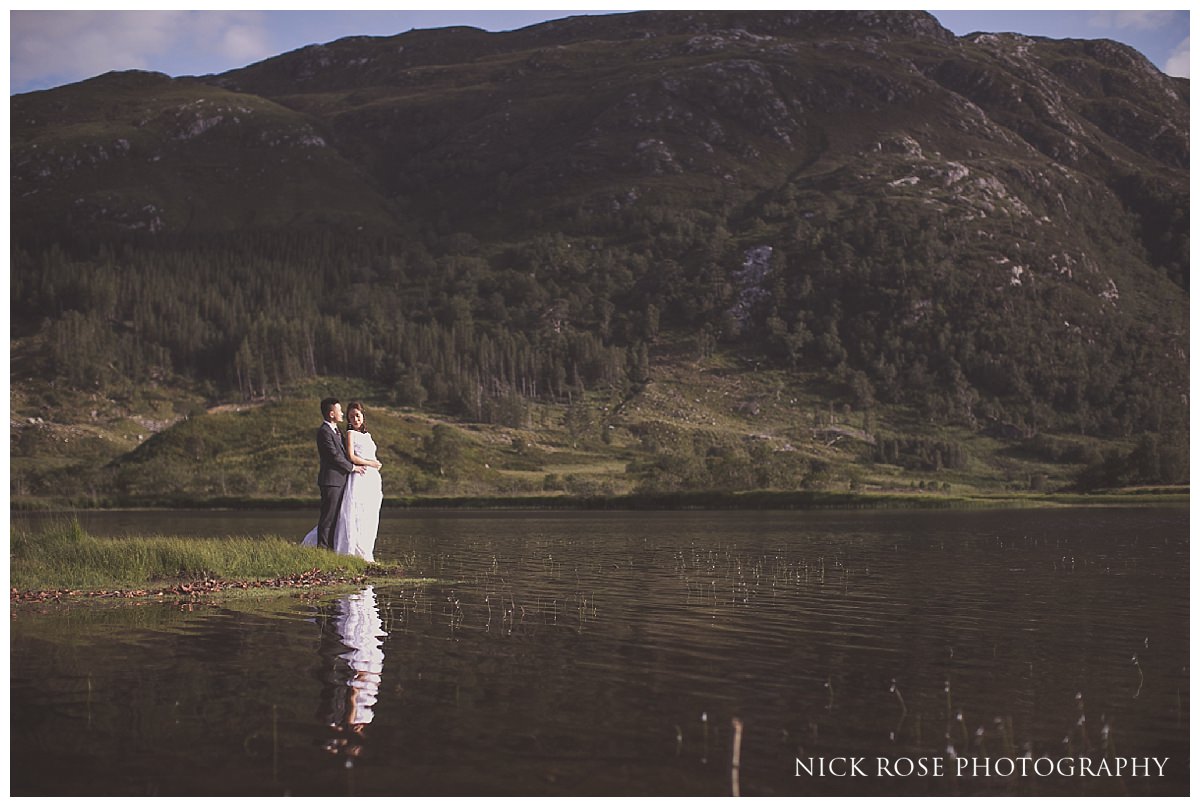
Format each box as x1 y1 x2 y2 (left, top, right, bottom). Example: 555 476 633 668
10 507 1189 796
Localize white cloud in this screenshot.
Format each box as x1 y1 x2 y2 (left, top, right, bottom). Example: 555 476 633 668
1088 11 1176 31
217 24 274 63
185 11 272 62
11 11 274 92
12 11 180 88
1165 36 1190 78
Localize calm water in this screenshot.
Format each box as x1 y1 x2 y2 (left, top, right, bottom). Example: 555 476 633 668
10 507 1189 796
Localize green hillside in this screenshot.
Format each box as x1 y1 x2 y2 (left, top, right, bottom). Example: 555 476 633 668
9 11 1188 504
11 343 1183 509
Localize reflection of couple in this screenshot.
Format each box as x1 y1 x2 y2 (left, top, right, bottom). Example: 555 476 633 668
303 398 383 561
317 587 387 760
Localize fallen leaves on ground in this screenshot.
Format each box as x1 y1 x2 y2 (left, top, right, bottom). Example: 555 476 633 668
11 565 405 603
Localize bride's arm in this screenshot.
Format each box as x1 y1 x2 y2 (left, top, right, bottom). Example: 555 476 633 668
345 431 382 469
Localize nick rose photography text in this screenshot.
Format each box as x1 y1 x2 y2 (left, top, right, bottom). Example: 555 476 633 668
796 756 1169 778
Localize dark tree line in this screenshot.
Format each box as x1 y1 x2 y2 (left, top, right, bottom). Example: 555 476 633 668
11 168 1187 446
12 233 642 423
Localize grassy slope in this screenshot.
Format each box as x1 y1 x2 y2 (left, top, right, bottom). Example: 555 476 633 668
11 345 1169 509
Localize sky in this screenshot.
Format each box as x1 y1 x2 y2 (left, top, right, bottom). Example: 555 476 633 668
7 7 1192 96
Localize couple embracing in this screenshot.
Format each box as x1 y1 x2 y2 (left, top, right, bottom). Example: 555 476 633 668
303 397 384 562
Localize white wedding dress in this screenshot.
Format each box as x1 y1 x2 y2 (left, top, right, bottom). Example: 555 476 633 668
302 430 383 561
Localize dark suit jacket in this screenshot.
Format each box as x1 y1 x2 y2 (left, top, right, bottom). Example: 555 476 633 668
317 423 355 487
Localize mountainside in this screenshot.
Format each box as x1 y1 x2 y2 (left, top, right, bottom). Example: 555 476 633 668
9 11 1189 500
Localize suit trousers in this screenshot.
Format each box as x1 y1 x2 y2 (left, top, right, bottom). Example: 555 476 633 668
318 483 347 550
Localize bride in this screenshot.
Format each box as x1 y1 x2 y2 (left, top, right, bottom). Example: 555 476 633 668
303 401 383 561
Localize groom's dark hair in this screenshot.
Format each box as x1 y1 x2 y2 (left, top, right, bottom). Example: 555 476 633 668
320 397 340 418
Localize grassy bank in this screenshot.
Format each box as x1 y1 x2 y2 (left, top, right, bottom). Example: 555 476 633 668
10 518 400 595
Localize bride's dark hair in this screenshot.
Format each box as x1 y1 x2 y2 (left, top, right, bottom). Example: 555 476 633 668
347 401 367 432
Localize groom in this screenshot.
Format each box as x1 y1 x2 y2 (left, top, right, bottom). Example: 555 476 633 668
316 397 363 550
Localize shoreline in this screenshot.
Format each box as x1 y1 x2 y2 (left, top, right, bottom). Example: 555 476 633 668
10 566 412 606
11 489 1189 513
10 522 413 604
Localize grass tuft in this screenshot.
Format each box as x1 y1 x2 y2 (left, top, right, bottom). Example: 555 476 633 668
11 517 378 592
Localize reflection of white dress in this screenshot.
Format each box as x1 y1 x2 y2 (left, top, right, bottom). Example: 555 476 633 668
301 430 383 561
335 586 387 725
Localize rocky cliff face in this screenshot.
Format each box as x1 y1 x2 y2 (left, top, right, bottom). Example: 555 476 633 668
12 11 1186 253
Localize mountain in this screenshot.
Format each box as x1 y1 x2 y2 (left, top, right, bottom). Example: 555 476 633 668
9 11 1189 500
